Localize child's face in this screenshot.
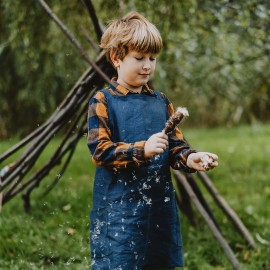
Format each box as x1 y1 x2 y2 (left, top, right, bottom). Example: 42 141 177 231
112 51 157 92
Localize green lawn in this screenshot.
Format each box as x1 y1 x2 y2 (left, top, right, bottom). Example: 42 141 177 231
0 124 269 270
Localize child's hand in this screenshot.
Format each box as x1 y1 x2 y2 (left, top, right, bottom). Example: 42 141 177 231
187 152 218 171
144 132 168 158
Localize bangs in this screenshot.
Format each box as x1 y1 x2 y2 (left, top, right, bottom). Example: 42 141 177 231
128 23 163 54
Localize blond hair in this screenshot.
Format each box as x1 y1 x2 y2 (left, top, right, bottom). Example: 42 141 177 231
100 11 163 62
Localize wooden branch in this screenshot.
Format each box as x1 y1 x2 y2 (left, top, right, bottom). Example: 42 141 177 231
21 132 82 211
0 66 100 165
174 170 243 270
41 143 76 198
42 99 90 197
5 123 84 207
81 27 100 52
3 81 88 183
174 172 196 226
2 85 88 194
81 0 103 41
119 0 124 17
185 172 220 229
0 124 47 163
37 0 110 84
1 53 115 209
0 66 96 185
197 171 257 249
2 123 62 195
0 178 2 212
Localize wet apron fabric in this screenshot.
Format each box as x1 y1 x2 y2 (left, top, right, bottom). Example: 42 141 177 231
90 88 184 270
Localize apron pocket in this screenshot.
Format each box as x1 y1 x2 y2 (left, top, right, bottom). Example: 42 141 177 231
90 208 111 258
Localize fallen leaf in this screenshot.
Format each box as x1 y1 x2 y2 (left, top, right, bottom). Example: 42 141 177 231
243 251 250 261
67 227 76 235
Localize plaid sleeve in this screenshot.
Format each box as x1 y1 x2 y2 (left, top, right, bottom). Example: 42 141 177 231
87 91 149 169
161 93 197 173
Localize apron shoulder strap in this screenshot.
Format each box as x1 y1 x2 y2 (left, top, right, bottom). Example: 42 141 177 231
152 90 170 119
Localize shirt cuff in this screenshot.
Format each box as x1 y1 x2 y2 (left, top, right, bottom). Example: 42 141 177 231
132 141 151 166
132 141 145 159
177 148 198 173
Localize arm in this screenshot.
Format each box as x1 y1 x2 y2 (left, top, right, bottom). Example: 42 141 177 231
160 95 196 172
187 152 218 171
87 91 149 169
169 128 218 172
168 126 198 172
163 95 218 172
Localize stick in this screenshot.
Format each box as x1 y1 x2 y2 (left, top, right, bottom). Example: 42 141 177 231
0 66 99 163
81 0 103 41
175 173 197 226
0 177 2 212
197 171 256 248
0 124 47 163
0 52 114 207
184 172 220 229
81 27 100 52
174 170 243 270
164 107 189 134
37 0 110 84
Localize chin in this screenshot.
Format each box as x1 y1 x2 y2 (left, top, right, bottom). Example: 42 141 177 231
138 79 149 84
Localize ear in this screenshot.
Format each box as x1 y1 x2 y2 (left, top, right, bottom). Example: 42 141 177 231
110 52 120 69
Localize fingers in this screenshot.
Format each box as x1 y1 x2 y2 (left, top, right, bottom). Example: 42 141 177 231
202 154 218 171
151 142 167 155
155 147 166 154
156 132 168 140
144 132 169 158
207 153 218 161
187 152 219 171
187 160 206 171
195 162 218 172
211 161 218 167
151 132 168 149
157 138 168 146
203 153 218 170
156 142 167 149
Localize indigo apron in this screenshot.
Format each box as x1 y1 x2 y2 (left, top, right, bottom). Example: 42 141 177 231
90 89 184 270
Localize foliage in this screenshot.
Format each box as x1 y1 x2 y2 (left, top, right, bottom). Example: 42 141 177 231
1 0 270 138
1 124 270 269
125 0 270 127
0 0 92 137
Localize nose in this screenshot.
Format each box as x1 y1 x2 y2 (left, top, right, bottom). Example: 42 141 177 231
143 59 151 70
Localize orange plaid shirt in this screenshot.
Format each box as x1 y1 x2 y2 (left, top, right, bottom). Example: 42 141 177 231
87 79 196 170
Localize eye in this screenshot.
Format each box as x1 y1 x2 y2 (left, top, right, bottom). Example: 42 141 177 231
150 57 156 61
135 57 143 61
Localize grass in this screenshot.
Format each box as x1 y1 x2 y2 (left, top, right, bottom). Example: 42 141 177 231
0 124 269 270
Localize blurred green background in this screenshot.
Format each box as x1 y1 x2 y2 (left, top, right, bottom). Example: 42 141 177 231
1 0 270 137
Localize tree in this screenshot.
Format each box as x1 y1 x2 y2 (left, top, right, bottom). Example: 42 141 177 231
1 0 270 133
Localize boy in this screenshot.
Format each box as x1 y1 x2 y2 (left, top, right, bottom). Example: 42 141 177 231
87 11 218 270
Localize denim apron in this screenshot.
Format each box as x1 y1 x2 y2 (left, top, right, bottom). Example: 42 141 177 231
90 88 184 270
